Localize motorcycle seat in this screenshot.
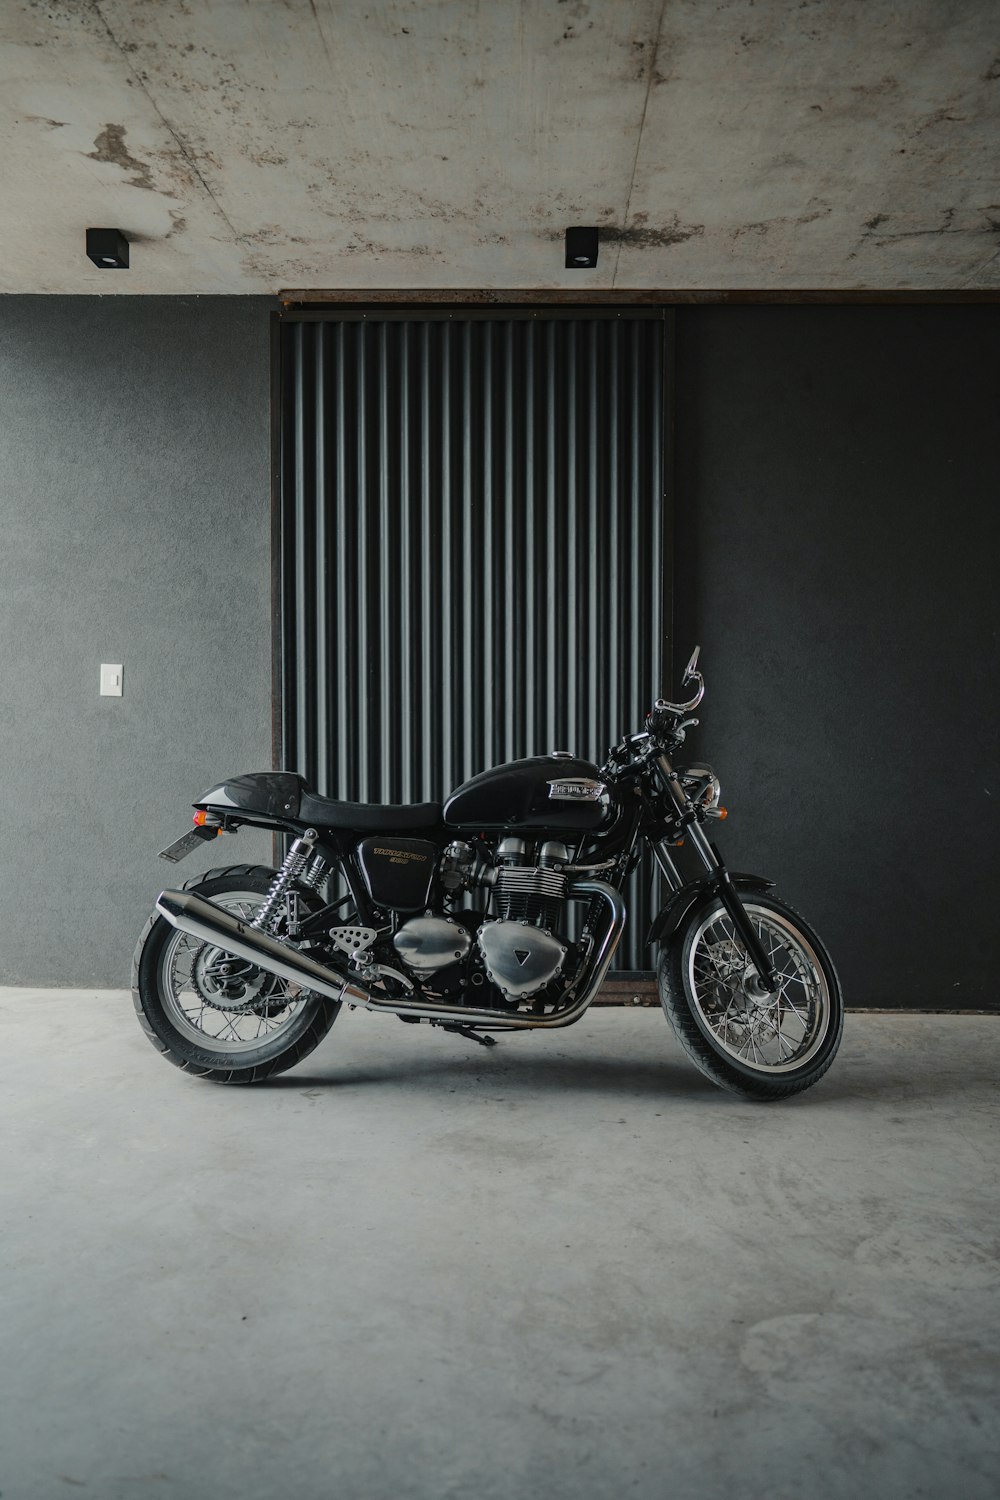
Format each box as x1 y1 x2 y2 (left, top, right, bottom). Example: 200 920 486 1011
298 789 442 832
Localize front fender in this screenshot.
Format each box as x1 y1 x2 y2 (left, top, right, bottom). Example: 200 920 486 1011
645 872 775 948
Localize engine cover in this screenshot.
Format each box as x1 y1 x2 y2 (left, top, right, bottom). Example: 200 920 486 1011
393 915 471 977
477 920 567 1001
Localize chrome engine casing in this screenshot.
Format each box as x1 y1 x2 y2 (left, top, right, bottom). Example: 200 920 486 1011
393 915 472 977
477 919 567 1001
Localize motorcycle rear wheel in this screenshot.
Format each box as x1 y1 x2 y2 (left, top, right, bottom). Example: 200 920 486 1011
657 893 843 1100
132 864 340 1084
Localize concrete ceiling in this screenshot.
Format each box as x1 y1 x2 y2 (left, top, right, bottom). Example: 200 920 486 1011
2 0 998 295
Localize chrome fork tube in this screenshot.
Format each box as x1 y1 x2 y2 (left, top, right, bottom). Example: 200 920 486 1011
652 839 684 891
653 753 777 992
654 753 720 877
683 820 722 876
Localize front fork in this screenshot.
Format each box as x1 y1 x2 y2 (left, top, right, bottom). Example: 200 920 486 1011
651 756 779 992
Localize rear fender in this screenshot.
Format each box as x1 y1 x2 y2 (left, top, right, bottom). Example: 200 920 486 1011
195 771 304 821
646 873 775 948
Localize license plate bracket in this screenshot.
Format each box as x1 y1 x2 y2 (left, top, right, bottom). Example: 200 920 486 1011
159 826 220 863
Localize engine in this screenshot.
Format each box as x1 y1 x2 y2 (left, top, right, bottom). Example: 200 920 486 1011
477 837 571 1002
491 841 568 927
477 919 567 1002
388 835 574 1006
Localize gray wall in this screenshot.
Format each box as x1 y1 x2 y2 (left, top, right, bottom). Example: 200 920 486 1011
673 305 999 1010
2 297 997 1006
0 297 275 984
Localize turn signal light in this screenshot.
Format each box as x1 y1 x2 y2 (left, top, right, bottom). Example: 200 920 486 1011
718 807 728 819
193 810 208 825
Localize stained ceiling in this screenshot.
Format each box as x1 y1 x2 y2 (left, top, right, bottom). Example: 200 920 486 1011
2 0 998 294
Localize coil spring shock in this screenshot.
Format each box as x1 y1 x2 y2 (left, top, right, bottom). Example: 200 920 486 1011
300 853 328 893
251 830 321 932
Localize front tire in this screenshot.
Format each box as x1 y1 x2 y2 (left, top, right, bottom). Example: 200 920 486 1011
657 893 843 1100
132 865 340 1084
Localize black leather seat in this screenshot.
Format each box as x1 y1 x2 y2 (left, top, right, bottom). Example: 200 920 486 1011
298 790 441 832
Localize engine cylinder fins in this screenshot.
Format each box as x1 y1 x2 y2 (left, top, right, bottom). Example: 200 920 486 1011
496 867 567 895
493 865 567 928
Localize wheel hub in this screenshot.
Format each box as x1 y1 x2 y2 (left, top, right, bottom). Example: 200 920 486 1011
703 941 784 1040
684 901 835 1080
742 966 774 1004
193 944 270 1013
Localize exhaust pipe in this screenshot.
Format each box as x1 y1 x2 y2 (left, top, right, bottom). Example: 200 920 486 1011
156 890 366 1006
156 878 625 1030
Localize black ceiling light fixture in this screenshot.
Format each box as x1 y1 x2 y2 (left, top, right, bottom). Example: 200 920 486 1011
565 226 599 269
86 228 130 269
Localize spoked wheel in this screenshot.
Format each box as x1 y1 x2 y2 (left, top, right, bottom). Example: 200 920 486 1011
657 894 843 1100
132 865 340 1083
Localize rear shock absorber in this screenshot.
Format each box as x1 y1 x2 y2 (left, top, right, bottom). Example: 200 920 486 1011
251 830 320 932
300 851 329 894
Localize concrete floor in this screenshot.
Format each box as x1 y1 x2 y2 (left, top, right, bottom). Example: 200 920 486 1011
1 994 997 1500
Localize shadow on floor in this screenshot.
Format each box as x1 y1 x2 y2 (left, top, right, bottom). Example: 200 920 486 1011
245 1041 998 1111
259 1049 716 1097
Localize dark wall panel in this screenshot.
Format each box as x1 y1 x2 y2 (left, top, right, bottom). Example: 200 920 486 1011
278 313 671 969
673 305 1000 1010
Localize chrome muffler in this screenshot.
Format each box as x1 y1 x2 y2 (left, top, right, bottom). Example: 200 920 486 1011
156 889 366 1005
155 878 626 1030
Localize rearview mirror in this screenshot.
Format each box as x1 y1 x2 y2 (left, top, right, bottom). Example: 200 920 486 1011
683 645 701 683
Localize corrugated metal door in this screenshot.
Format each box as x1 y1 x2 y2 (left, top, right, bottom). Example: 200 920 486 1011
276 309 671 971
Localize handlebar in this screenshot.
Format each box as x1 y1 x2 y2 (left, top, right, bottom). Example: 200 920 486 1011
647 645 705 728
601 646 706 778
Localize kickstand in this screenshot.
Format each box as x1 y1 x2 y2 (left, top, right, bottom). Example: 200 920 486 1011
436 1023 498 1048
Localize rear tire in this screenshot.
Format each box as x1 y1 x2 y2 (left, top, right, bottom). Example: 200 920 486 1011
132 865 340 1084
657 893 843 1101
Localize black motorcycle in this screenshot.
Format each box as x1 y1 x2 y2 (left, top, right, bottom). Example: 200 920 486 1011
133 649 843 1099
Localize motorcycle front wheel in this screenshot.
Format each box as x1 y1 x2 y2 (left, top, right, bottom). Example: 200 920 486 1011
657 894 843 1100
132 864 340 1084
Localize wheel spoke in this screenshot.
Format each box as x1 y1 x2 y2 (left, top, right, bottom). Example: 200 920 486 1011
160 888 309 1054
687 903 830 1075
779 991 812 1027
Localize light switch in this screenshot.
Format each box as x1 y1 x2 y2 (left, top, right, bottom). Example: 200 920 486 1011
100 663 123 697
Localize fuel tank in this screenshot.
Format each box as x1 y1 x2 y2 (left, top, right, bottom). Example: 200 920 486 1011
443 755 609 832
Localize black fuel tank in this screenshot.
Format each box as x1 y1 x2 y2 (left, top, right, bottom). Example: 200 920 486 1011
443 755 609 832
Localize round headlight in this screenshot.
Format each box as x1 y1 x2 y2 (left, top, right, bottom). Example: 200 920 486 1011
701 772 722 808
681 765 721 807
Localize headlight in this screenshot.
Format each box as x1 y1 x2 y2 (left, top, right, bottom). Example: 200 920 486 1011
701 773 722 809
681 765 721 807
